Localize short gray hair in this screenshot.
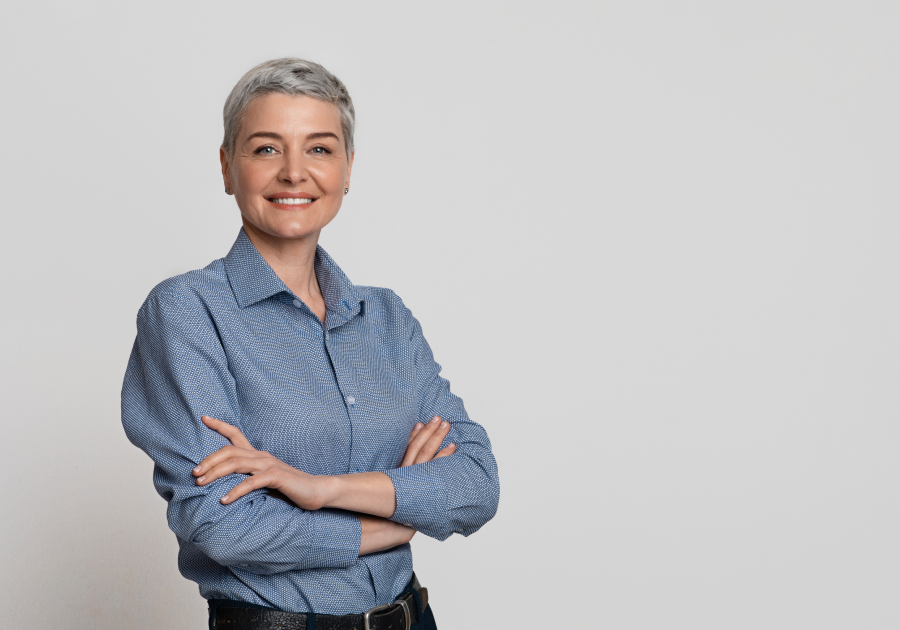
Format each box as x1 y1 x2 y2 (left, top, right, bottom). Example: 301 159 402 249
222 58 355 158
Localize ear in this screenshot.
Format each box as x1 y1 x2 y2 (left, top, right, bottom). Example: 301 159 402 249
345 152 354 189
220 147 232 191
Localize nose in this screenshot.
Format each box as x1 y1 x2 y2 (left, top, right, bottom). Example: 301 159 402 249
279 148 308 185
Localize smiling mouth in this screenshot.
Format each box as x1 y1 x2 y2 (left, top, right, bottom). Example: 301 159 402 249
268 197 315 206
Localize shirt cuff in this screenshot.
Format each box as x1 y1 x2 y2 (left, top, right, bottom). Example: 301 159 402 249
301 508 362 568
384 462 449 533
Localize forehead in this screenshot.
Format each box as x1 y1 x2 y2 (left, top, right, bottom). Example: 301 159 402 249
240 93 343 139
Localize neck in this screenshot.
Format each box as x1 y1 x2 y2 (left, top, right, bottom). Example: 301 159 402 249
241 219 322 305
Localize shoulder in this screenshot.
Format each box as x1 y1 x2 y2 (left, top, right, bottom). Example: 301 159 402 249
137 258 229 322
355 285 412 319
354 285 426 344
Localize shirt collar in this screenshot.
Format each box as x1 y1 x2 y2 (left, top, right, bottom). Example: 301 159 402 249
314 244 365 329
224 228 363 326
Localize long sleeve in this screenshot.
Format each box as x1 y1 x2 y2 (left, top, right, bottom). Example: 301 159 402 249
383 299 500 540
121 287 361 575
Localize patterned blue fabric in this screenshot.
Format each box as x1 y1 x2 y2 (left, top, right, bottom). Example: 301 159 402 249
121 228 499 615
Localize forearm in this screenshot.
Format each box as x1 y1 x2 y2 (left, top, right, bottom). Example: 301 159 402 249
319 472 398 518
171 487 362 574
313 417 453 519
357 513 414 555
317 432 498 540
385 447 500 540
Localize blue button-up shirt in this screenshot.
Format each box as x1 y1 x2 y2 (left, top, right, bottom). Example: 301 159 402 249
121 229 499 614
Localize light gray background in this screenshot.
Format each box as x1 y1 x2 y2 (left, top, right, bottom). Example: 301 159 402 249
0 2 897 628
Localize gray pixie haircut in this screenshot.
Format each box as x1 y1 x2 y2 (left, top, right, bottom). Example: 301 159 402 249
222 58 355 158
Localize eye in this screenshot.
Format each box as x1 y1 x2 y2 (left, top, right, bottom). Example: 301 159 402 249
310 146 332 155
254 145 277 155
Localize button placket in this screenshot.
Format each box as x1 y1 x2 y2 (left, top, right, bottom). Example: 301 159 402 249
323 327 364 475
323 327 354 406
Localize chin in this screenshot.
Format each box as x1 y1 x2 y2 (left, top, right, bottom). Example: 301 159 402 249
243 216 317 240
271 225 320 240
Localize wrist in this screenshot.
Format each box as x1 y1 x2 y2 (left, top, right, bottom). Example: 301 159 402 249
316 474 342 510
358 514 415 556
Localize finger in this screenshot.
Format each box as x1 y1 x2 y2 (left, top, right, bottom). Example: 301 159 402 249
401 417 442 466
202 415 255 449
196 456 265 486
407 422 424 444
414 420 452 465
221 472 276 504
400 422 425 466
194 445 245 476
402 419 438 466
201 416 255 449
194 444 259 476
433 443 456 459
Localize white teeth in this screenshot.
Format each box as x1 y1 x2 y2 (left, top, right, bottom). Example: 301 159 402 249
271 198 313 205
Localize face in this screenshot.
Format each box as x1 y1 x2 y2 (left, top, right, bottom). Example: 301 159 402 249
221 93 353 245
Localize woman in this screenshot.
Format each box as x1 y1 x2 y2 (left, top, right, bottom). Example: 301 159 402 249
121 58 499 630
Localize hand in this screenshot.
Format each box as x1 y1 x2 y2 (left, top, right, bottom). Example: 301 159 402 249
401 416 456 466
193 416 327 509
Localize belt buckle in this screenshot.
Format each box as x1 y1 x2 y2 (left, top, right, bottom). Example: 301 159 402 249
363 599 411 630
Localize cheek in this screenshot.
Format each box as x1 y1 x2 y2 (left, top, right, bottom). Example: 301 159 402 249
237 162 275 192
312 163 348 192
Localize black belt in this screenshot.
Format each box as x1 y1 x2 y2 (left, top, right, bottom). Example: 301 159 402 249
211 575 429 630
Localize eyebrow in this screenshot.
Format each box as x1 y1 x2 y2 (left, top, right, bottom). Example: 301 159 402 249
245 131 340 142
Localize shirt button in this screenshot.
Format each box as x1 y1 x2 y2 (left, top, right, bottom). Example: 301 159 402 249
292 299 303 308
346 396 355 405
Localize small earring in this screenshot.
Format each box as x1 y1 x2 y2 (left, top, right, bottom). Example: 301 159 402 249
344 188 349 195
225 187 231 195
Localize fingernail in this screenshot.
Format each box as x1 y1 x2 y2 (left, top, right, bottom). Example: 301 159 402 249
441 421 449 428
414 423 423 431
194 466 202 473
431 417 440 424
221 495 229 503
197 476 205 483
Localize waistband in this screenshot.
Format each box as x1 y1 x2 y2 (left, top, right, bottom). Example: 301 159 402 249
208 573 428 630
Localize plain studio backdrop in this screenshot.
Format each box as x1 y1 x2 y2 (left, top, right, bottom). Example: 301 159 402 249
0 2 897 628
